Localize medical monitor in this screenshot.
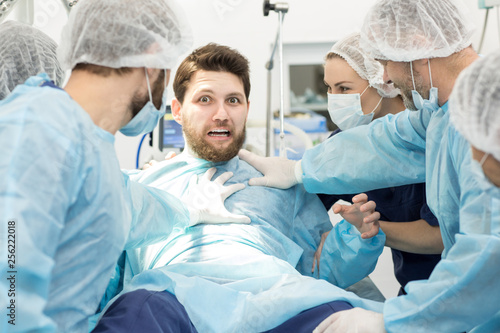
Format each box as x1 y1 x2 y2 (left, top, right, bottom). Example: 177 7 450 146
158 105 185 151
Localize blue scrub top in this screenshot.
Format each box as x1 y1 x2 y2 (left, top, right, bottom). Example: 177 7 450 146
318 129 441 291
301 104 500 332
0 74 192 332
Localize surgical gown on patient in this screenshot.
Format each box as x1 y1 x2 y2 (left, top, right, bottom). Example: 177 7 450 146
98 153 385 333
0 74 191 333
301 103 500 332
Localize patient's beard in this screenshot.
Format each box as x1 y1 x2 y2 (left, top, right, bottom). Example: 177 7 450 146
183 119 246 163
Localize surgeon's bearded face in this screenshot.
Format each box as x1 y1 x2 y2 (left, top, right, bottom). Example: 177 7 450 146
130 69 166 117
393 62 430 111
174 70 249 163
380 60 430 111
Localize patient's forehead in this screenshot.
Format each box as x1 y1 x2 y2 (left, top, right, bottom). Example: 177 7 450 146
187 70 246 100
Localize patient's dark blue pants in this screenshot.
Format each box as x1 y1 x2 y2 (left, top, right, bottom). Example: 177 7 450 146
92 289 353 333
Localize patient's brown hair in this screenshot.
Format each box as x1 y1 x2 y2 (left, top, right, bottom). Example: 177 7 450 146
173 43 250 104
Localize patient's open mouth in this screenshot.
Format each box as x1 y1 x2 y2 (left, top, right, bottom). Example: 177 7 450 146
208 129 230 137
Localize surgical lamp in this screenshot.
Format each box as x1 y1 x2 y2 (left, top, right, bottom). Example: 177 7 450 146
60 0 79 13
263 0 289 157
0 0 21 22
0 0 77 24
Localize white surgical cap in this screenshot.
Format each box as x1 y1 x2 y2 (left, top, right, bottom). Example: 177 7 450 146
360 0 475 62
0 20 64 100
450 51 500 162
58 0 193 70
328 32 399 98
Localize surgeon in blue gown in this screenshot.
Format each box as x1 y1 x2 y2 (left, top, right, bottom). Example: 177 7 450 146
0 2 249 332
240 0 499 332
315 32 442 295
92 43 386 333
447 50 500 333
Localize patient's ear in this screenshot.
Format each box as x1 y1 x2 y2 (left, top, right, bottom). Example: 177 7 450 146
171 98 182 125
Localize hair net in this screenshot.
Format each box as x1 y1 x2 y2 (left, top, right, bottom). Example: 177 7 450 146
360 0 475 62
449 51 500 162
58 0 193 70
328 32 399 98
0 20 64 100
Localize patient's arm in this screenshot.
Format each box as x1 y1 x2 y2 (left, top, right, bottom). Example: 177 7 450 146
124 168 249 249
311 194 385 287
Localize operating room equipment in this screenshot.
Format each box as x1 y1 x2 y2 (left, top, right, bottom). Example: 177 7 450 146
477 0 500 52
263 0 289 157
0 0 78 24
245 118 314 158
0 0 21 22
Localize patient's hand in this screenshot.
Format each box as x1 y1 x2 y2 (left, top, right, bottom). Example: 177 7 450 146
333 193 380 239
312 230 331 274
183 167 251 226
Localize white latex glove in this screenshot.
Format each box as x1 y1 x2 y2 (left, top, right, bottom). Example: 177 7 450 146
238 149 301 189
183 167 251 226
313 308 386 333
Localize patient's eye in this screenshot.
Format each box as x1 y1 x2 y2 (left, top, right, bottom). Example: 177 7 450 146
228 97 240 104
199 96 211 103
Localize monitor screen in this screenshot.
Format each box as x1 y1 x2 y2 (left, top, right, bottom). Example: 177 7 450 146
158 105 185 151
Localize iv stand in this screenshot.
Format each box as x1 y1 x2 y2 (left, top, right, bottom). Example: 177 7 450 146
263 0 289 157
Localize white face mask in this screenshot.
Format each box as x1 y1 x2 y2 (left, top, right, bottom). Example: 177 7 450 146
471 153 500 191
410 61 439 112
327 85 382 131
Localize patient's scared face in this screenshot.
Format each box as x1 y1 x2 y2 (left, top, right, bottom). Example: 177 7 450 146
173 70 249 162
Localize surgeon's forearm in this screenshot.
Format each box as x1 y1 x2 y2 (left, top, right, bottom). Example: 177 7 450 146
380 219 443 254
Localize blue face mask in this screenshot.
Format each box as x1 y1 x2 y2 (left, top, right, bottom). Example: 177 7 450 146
410 61 439 112
327 85 382 131
120 68 167 137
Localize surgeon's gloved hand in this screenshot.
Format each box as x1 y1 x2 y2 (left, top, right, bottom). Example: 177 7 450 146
333 193 381 239
238 149 302 189
183 167 251 226
313 308 386 333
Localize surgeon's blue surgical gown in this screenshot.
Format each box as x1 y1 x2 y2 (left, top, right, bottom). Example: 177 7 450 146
97 153 385 333
301 104 500 332
0 74 192 332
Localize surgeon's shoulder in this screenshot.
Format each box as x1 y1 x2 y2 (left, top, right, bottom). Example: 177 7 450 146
2 81 91 136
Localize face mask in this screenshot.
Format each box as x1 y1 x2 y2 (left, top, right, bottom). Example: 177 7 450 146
410 61 439 112
327 85 382 131
120 68 167 137
470 154 499 191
